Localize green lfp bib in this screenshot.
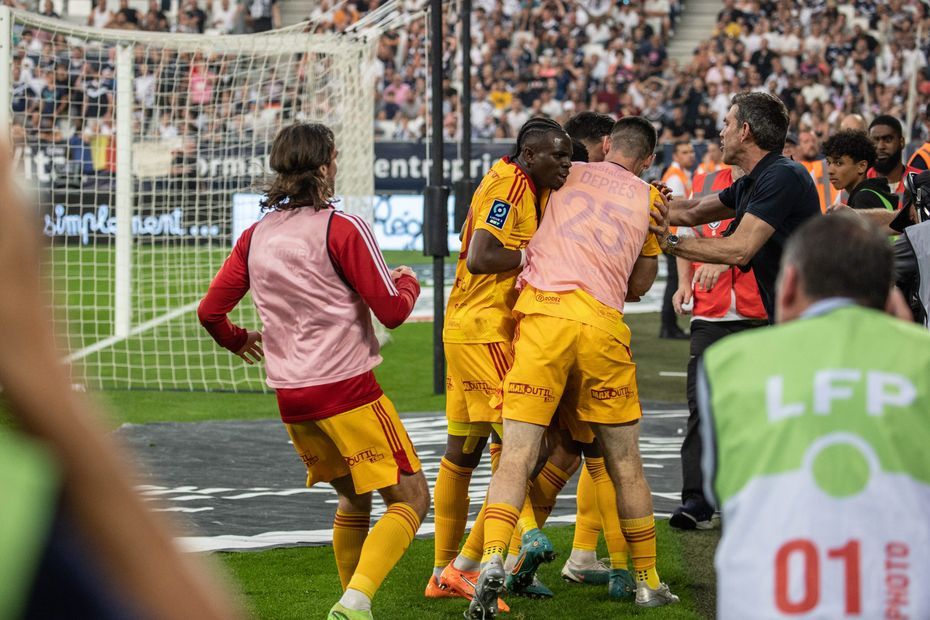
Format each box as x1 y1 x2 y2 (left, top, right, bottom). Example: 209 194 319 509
0 427 58 619
700 305 930 619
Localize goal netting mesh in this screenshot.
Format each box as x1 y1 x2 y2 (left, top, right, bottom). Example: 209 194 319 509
6 8 378 391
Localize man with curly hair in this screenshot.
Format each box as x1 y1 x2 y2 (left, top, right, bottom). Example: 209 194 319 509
823 129 897 212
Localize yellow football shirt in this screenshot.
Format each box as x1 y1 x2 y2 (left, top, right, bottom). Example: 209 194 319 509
443 157 549 343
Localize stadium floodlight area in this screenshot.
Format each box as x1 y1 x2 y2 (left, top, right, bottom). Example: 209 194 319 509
1 7 380 391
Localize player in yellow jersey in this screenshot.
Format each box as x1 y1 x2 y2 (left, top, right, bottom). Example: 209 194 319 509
518 112 638 596
426 118 572 603
469 117 679 619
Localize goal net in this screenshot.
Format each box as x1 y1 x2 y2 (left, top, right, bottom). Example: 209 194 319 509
4 8 377 392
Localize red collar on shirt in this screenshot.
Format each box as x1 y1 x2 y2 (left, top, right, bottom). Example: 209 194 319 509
502 155 537 196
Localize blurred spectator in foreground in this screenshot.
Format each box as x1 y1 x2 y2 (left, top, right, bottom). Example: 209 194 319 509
0 145 245 620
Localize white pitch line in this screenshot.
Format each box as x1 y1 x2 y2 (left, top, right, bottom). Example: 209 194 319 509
65 301 200 362
659 371 687 377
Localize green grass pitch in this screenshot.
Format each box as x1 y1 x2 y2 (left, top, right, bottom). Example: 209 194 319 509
39 245 711 618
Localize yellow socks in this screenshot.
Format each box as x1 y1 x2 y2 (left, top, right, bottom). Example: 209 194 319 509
433 458 474 569
530 461 571 527
621 515 659 588
347 503 421 598
481 503 519 563
507 486 539 556
585 457 629 570
459 499 486 564
572 463 600 552
489 442 502 472
333 510 369 590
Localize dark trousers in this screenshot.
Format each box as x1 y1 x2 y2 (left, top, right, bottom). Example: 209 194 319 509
681 318 764 504
661 253 680 330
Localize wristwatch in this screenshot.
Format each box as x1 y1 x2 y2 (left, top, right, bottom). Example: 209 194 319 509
664 233 680 250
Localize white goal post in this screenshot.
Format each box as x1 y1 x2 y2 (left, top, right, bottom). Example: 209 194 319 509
2 7 379 391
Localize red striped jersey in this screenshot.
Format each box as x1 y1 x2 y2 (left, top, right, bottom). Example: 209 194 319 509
444 156 549 343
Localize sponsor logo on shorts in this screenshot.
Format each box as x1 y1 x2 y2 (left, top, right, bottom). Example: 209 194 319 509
300 453 319 467
507 382 555 402
345 447 385 467
535 293 561 304
462 380 495 394
446 376 455 391
590 386 635 400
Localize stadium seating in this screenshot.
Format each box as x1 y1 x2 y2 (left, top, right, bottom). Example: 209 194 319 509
10 0 930 147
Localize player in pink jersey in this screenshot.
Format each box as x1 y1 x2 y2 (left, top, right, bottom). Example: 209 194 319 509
468 117 679 619
199 123 427 620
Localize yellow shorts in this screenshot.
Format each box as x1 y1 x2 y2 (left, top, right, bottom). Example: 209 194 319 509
501 313 642 433
284 394 421 495
445 341 513 425
554 396 596 445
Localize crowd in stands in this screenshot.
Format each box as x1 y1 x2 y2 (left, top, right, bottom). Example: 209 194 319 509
362 0 930 147
9 0 930 181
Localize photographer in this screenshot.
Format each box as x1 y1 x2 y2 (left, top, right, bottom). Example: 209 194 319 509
891 170 930 326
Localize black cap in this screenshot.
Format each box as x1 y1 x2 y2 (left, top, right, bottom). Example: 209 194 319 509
785 132 799 145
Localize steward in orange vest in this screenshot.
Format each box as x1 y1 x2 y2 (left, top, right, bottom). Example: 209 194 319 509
907 141 930 172
800 158 838 213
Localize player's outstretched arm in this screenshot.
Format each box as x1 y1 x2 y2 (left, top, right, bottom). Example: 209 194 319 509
660 193 733 229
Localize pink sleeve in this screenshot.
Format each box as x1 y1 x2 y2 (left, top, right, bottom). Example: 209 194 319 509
197 224 256 352
328 212 420 328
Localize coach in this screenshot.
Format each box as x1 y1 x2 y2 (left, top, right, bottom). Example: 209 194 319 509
653 92 821 322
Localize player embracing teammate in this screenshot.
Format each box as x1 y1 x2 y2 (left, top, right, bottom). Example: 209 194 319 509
465 117 679 619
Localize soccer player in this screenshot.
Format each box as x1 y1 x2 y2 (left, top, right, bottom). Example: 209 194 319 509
198 123 427 620
533 111 638 596
823 130 897 211
427 117 572 603
468 117 679 619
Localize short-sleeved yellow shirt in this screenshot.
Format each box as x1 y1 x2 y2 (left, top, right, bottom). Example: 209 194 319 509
443 157 549 343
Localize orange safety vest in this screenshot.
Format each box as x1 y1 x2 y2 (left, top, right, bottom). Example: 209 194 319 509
694 161 730 177
907 142 930 172
800 159 838 213
689 169 768 321
662 163 691 234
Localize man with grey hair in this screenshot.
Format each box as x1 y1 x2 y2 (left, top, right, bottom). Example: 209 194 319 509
652 91 821 322
697 213 930 618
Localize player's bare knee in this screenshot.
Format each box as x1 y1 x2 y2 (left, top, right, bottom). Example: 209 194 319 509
443 434 487 469
332 477 372 513
381 471 430 520
547 441 582 473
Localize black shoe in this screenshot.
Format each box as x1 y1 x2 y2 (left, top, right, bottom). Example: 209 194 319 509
659 326 689 339
669 498 715 530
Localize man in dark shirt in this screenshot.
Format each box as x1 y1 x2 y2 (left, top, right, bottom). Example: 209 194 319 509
652 91 821 322
823 129 897 211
